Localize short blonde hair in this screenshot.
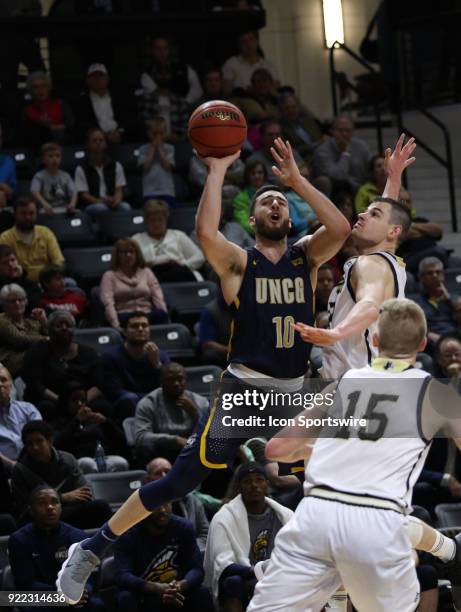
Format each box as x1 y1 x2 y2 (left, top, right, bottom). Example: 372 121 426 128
144 199 169 218
378 298 427 356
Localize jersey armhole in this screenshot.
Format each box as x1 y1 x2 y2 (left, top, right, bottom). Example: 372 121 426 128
369 253 399 298
417 375 433 445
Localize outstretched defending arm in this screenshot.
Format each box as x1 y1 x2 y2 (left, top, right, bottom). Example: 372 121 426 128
382 133 416 200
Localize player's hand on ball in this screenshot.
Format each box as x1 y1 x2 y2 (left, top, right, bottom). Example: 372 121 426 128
293 322 343 345
271 138 301 187
198 150 241 171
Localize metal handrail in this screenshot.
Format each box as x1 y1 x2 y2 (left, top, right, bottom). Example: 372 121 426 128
397 109 457 232
329 41 383 152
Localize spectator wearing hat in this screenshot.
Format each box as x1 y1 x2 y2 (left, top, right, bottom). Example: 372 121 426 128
204 463 293 610
74 63 126 144
38 265 88 322
133 200 204 283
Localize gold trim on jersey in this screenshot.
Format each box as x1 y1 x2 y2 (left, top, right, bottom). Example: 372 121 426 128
199 371 228 469
290 466 304 474
372 357 413 373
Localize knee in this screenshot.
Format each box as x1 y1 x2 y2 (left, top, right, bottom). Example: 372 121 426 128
78 457 98 474
106 456 130 472
219 575 246 603
138 472 189 510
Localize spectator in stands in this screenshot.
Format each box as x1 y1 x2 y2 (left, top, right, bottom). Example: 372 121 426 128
199 293 232 367
145 457 209 552
100 238 167 330
414 257 456 343
195 67 228 106
232 68 280 125
75 128 131 218
52 381 129 473
397 188 447 274
0 123 16 216
141 36 203 104
354 154 387 214
22 310 107 419
189 154 244 199
9 485 103 610
453 296 461 332
315 263 335 314
135 362 208 464
313 115 371 194
435 333 461 386
133 200 205 283
12 421 112 528
31 142 77 215
0 365 41 462
114 502 213 612
0 245 41 309
138 117 176 206
140 88 189 143
101 312 170 420
0 197 65 282
74 63 125 144
204 463 293 610
246 119 302 184
284 160 318 236
232 159 266 235
220 201 255 249
23 72 74 146
0 284 47 377
39 265 88 322
279 92 323 161
222 31 280 94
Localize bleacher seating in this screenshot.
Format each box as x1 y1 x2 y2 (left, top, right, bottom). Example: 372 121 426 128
168 207 197 234
185 365 222 399
86 470 146 511
445 268 461 295
122 417 136 448
435 503 461 528
110 143 141 174
37 211 97 248
60 145 86 173
97 210 146 242
149 323 195 362
161 281 218 326
74 327 123 353
63 246 113 287
3 148 36 179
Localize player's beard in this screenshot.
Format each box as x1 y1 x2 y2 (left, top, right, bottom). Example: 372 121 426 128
254 217 291 241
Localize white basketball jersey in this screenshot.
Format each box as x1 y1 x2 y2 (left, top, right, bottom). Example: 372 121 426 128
320 252 407 379
304 365 432 512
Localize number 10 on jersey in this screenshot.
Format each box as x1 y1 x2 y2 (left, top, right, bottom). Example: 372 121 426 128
272 316 295 349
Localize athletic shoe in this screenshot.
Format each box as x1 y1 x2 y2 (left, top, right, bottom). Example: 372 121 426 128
254 559 270 581
243 438 268 465
442 533 461 611
56 541 100 604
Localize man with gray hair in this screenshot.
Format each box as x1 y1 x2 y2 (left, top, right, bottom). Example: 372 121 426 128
414 256 456 342
313 115 371 193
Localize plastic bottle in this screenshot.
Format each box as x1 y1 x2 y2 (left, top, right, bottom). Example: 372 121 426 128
94 440 107 473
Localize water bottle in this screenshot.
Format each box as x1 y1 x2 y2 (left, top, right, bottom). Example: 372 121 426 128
94 440 107 473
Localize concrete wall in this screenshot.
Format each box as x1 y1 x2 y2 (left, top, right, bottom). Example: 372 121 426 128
260 0 380 119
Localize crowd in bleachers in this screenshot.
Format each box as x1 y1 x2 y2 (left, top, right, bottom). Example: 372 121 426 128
0 4 461 609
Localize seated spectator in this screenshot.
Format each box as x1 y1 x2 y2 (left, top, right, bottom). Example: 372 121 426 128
100 238 168 330
220 201 255 249
189 154 244 199
22 71 74 146
140 89 189 143
74 63 126 144
138 117 176 206
222 31 280 94
313 115 371 194
140 36 203 105
101 312 170 419
233 159 266 235
315 263 335 314
8 485 103 610
12 421 112 528
199 294 232 367
204 463 292 610
134 362 208 464
75 127 131 218
397 188 447 274
0 365 41 462
195 67 228 106
453 295 461 333
279 92 323 161
0 123 16 228
52 381 129 473
0 245 41 309
232 68 280 125
354 154 387 214
114 503 213 612
284 160 318 236
0 197 65 282
0 284 47 377
39 265 88 322
133 200 205 283
145 457 209 552
435 333 461 387
246 119 302 184
414 257 456 343
22 310 107 419
31 142 77 215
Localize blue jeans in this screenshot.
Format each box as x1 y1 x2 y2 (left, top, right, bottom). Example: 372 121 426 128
85 201 131 219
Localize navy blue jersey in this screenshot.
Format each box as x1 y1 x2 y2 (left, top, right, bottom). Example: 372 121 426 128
228 246 313 378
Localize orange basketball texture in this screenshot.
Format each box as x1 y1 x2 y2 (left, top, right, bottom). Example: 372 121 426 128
188 100 247 158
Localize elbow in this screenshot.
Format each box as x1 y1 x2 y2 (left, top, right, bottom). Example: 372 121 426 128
265 438 284 462
338 218 352 239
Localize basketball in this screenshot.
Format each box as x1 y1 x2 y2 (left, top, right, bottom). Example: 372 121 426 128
188 100 247 158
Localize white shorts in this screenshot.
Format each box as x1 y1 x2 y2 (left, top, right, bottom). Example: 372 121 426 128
247 497 420 612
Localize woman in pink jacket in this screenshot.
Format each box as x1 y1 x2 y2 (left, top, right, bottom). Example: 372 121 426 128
100 238 168 330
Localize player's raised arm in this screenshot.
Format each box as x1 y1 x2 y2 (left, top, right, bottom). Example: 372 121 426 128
294 255 393 345
382 133 416 200
271 138 350 268
195 152 247 287
265 410 315 463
